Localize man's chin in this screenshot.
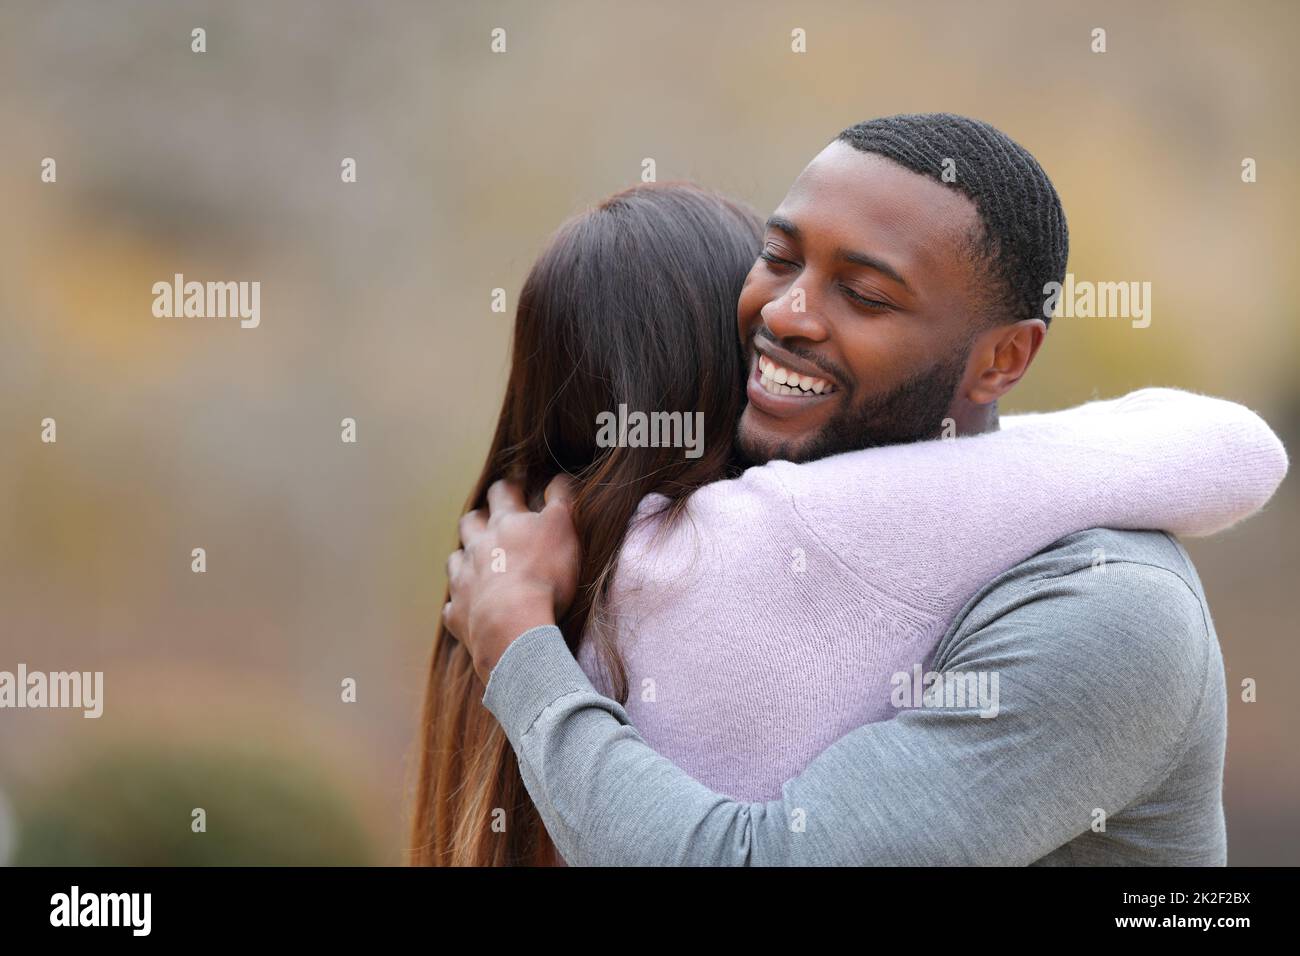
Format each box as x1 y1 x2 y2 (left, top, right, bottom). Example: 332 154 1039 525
735 413 816 465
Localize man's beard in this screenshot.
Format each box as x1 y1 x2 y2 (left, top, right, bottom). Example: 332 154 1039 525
735 349 969 465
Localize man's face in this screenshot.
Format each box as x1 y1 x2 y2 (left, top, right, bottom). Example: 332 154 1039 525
736 141 988 464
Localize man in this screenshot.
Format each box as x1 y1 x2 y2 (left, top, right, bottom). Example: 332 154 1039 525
443 114 1230 865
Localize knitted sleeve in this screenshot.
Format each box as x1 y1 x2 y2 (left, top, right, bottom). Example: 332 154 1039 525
683 388 1286 611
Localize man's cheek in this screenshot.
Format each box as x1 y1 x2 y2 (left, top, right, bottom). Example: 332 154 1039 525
736 296 760 339
736 271 772 332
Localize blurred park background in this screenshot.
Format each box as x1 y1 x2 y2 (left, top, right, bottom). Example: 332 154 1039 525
0 0 1296 865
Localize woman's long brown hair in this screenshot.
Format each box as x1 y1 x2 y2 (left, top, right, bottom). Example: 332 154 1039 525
409 183 763 865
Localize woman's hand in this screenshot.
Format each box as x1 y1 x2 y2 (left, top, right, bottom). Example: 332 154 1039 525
442 475 580 684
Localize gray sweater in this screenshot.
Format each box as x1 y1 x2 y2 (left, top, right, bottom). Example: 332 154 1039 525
482 528 1228 865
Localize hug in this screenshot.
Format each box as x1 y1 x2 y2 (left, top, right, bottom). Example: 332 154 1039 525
412 113 1288 867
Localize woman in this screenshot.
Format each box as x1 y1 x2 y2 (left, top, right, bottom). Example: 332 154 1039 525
410 183 761 865
410 183 1284 865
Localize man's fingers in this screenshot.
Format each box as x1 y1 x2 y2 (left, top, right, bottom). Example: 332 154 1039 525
458 509 487 547
487 479 528 519
441 600 457 639
543 473 576 511
446 548 464 584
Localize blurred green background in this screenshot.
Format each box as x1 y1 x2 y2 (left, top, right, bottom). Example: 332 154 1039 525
0 0 1296 865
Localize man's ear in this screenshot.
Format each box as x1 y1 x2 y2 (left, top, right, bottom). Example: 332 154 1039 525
964 319 1046 405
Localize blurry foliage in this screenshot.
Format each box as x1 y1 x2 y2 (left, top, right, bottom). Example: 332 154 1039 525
11 743 374 866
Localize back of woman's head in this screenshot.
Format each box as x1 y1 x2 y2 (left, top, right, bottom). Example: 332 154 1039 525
503 182 761 497
411 182 762 866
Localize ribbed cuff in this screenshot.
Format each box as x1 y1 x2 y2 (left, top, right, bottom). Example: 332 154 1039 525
482 624 595 745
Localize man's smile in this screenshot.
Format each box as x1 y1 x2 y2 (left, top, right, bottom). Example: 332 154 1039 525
745 342 841 419
757 353 836 395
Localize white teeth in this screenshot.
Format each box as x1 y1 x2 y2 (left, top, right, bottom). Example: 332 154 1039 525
757 354 835 397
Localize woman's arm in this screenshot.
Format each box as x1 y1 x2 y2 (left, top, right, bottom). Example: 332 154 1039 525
445 389 1287 859
690 388 1287 611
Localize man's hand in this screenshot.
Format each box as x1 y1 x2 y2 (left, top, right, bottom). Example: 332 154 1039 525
443 475 581 684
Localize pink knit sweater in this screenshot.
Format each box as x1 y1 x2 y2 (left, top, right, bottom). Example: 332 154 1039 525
574 389 1289 801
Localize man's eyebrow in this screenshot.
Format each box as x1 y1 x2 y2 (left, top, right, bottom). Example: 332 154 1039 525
765 215 800 239
836 247 911 293
766 215 911 292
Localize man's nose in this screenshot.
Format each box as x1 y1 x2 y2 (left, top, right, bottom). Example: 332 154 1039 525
761 281 830 343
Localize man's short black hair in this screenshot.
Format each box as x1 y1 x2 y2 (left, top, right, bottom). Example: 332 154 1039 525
836 113 1068 328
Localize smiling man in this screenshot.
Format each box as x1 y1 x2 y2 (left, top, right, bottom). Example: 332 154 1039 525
738 122 1061 464
439 114 1263 866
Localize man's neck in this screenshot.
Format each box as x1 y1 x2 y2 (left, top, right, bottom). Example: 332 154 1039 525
948 399 1000 437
